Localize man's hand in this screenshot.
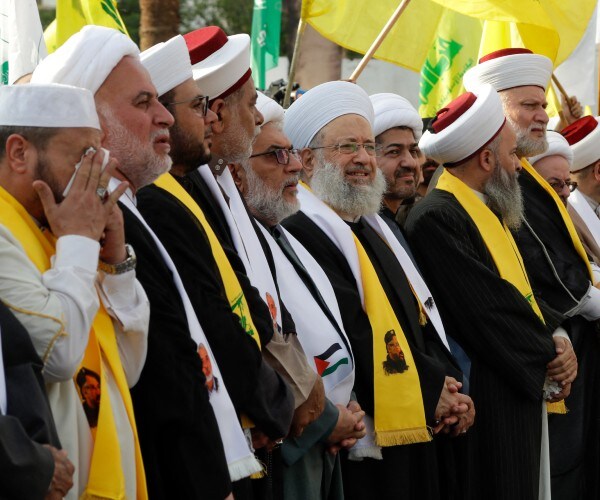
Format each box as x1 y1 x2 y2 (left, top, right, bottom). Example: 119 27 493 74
250 428 281 452
547 336 578 386
561 95 584 124
290 377 325 437
547 381 572 403
326 401 367 455
43 445 74 500
99 203 127 264
433 377 470 434
33 149 128 240
442 393 475 437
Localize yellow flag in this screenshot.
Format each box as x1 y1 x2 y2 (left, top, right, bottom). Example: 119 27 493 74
419 10 482 116
45 0 129 53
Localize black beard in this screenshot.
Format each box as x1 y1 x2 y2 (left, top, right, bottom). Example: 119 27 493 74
169 124 211 172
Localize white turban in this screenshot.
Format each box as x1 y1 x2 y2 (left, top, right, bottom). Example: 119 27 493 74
141 35 192 97
256 92 284 127
463 49 553 92
561 116 600 172
0 83 100 129
419 84 505 165
370 93 422 140
529 131 573 168
31 25 139 94
284 81 374 149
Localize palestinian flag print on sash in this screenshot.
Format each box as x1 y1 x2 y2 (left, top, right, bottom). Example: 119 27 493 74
314 343 349 378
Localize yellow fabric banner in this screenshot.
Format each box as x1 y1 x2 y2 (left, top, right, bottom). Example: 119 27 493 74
45 0 129 53
0 184 147 499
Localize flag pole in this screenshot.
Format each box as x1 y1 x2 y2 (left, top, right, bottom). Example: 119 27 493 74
283 17 307 108
348 0 412 83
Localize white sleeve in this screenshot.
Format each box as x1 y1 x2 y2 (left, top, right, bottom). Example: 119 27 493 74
0 228 100 383
96 270 149 387
565 282 600 321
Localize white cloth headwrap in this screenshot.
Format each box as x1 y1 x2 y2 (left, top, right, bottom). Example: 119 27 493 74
0 83 100 129
257 91 284 127
284 81 374 149
140 35 192 97
529 130 574 168
370 93 422 140
419 84 505 165
463 52 553 92
31 26 139 93
567 117 600 172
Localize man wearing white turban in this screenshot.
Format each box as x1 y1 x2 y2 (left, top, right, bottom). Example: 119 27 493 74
230 91 366 500
33 26 234 499
283 80 473 500
467 48 599 500
406 85 573 500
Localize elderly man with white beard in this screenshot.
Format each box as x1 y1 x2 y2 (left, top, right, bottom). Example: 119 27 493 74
464 48 597 500
32 26 237 499
230 92 366 500
282 80 473 500
405 84 569 500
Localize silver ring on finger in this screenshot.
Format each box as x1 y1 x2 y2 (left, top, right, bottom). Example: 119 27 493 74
96 187 108 201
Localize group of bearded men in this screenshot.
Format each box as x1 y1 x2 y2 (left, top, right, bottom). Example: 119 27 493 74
0 21 599 500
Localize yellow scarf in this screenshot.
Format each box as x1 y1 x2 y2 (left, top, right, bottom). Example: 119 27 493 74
355 236 431 445
521 159 593 281
437 169 566 413
154 173 260 349
0 185 147 499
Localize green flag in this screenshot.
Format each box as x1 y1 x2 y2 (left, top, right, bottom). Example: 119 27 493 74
250 0 282 90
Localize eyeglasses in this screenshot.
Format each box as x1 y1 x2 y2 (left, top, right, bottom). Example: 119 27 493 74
163 95 210 117
311 142 382 157
250 148 301 165
548 179 578 193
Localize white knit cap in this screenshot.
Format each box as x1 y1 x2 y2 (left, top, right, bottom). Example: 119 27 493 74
184 27 251 100
31 25 140 94
529 131 573 168
370 93 422 140
419 84 505 165
141 35 192 97
561 115 600 172
463 48 553 92
284 81 374 149
0 83 100 129
256 92 284 127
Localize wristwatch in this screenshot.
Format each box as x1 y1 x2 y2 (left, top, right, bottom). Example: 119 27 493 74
98 244 137 275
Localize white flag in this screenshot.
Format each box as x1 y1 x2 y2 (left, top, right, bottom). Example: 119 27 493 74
0 0 47 85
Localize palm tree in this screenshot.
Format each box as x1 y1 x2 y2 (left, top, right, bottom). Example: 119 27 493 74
139 0 180 50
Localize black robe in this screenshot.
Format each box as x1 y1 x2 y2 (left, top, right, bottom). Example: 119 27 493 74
120 203 231 500
513 169 600 500
136 183 294 439
0 300 61 499
284 212 460 500
405 189 557 500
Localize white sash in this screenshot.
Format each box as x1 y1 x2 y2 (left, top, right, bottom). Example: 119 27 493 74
111 179 261 481
569 190 600 246
216 167 283 329
0 326 6 414
257 223 354 405
297 184 449 458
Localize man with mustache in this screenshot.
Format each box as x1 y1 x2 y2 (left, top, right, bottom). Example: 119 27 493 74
230 91 365 500
33 27 236 499
283 80 473 500
406 83 571 500
181 26 326 460
464 49 597 500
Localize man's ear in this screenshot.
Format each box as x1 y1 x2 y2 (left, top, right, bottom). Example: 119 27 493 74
229 162 248 196
300 148 316 181
593 161 600 182
4 134 33 174
210 99 226 134
478 147 494 173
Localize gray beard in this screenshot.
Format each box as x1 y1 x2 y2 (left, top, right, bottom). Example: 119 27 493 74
507 116 548 158
311 160 386 218
216 124 260 164
485 161 524 230
243 159 300 225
